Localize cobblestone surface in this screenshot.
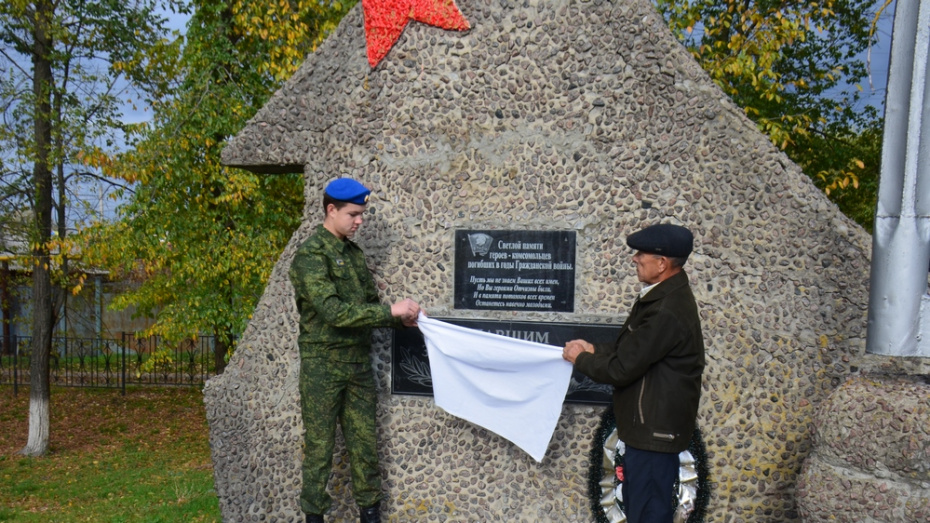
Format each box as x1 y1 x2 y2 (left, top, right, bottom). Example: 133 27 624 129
797 375 930 522
206 0 880 521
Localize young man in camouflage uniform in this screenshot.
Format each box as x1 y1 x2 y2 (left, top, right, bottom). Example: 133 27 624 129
290 178 419 523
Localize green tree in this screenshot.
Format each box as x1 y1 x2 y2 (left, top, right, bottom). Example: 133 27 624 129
819 125 882 232
0 0 182 456
80 0 354 373
654 0 885 222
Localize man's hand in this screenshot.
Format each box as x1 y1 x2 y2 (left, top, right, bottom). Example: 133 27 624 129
391 298 420 327
562 339 594 364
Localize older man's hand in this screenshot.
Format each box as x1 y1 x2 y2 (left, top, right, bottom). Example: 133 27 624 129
562 339 594 364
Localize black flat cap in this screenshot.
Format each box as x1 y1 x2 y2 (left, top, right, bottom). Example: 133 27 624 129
626 223 694 258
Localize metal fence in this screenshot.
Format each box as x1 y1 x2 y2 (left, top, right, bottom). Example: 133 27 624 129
0 334 220 394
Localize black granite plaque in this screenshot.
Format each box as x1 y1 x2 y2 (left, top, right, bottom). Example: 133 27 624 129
391 318 621 405
453 230 576 312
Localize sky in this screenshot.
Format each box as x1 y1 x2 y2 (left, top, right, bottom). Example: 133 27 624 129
124 0 897 123
69 8 190 223
859 0 896 111
102 0 897 221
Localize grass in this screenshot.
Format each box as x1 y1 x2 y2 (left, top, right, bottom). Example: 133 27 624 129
0 385 220 522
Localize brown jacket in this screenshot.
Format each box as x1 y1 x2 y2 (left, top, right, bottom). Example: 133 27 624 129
575 270 705 453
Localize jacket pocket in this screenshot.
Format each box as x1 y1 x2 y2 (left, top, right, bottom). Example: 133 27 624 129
330 263 352 281
651 430 677 442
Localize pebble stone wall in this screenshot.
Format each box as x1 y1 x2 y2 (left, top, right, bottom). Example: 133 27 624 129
796 359 930 522
208 0 876 521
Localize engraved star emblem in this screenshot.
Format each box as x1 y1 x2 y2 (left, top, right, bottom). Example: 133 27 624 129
362 0 470 67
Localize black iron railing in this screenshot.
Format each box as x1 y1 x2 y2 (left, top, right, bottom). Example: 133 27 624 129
0 334 221 394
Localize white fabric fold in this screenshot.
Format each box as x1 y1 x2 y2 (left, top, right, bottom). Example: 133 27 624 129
416 313 573 462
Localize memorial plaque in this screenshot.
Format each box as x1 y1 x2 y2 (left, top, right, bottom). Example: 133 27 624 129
454 230 576 312
392 318 620 405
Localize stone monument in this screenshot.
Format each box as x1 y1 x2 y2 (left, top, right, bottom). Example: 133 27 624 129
208 0 874 520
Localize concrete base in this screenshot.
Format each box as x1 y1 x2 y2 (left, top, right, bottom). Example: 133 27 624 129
797 369 930 522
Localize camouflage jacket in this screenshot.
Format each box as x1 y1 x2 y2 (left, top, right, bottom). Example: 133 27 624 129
289 224 400 361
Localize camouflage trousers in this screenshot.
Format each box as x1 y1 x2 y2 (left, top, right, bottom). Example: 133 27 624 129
298 354 382 515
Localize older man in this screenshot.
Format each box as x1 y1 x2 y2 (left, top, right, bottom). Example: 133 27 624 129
563 223 705 523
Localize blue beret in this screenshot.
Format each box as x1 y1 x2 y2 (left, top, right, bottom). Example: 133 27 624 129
325 178 371 205
627 223 694 258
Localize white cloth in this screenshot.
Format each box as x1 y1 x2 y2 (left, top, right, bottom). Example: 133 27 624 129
416 313 574 462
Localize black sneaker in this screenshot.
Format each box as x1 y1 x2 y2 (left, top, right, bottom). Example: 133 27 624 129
305 514 324 523
359 505 380 523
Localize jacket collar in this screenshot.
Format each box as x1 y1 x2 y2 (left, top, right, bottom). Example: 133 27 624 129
316 224 348 253
639 270 689 304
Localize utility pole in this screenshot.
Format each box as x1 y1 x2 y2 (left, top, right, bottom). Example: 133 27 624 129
866 0 930 357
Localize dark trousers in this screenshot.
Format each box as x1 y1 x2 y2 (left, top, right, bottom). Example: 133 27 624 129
622 445 679 523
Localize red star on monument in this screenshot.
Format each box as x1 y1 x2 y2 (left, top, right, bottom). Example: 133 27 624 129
362 0 470 67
